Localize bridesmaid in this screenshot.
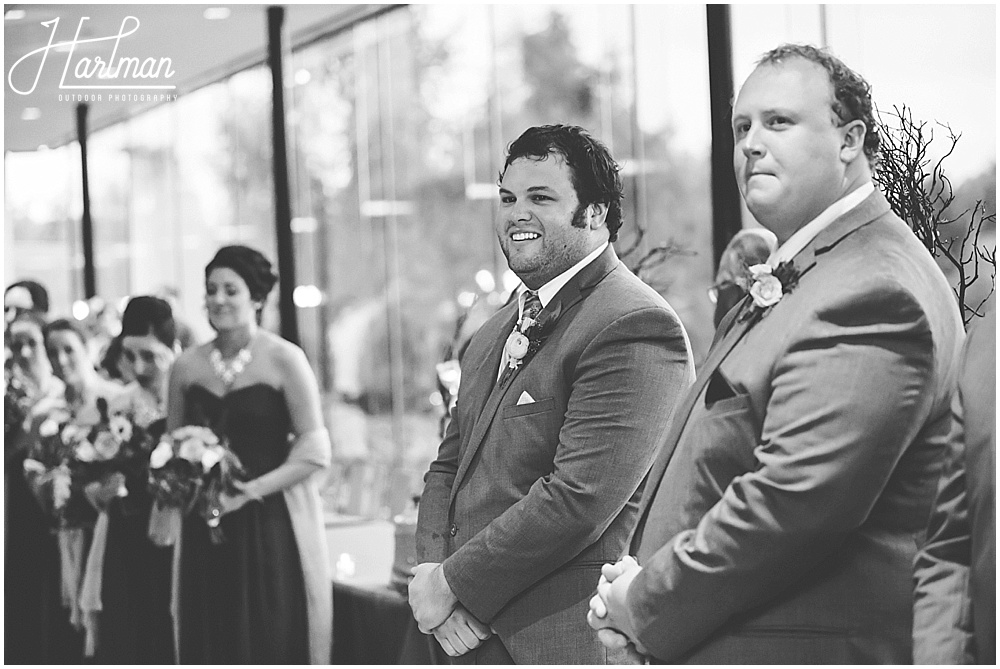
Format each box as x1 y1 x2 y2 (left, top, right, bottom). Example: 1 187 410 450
81 296 176 662
4 311 68 663
25 317 124 662
168 245 333 663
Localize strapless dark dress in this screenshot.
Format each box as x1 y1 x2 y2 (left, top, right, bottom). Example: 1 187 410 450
178 384 309 664
5 446 83 663
97 417 174 664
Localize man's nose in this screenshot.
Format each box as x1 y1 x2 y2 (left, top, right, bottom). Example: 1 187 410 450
741 126 764 157
509 199 532 223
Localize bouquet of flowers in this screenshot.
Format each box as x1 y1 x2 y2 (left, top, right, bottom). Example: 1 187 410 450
148 425 247 543
25 398 155 528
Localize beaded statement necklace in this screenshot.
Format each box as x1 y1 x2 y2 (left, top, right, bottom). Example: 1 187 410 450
209 344 253 387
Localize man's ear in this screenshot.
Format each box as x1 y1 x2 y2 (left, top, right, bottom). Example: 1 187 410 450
840 119 867 163
587 202 609 229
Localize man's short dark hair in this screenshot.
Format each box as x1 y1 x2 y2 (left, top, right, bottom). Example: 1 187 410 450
758 44 881 166
499 124 625 242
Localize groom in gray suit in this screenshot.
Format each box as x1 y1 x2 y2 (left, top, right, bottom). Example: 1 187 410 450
410 124 694 663
588 44 965 663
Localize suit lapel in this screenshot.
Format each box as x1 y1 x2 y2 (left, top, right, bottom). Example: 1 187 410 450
629 187 892 553
449 246 620 503
466 306 519 418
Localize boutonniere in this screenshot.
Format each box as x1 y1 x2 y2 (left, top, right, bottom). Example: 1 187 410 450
739 260 807 322
504 311 549 370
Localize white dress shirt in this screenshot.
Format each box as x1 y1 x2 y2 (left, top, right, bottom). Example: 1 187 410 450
767 182 874 267
497 241 610 379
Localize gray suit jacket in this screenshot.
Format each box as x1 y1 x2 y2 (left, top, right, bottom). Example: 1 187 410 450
416 246 694 664
627 189 965 663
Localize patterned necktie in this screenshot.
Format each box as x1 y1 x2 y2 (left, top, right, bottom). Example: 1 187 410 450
497 290 542 387
522 290 542 324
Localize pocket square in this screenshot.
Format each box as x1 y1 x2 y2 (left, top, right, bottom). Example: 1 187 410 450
516 391 535 405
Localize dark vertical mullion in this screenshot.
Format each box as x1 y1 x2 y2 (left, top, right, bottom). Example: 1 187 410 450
76 103 96 299
267 5 299 344
706 5 743 271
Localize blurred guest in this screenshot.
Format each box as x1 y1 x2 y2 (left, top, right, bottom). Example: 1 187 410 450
913 300 995 664
4 311 71 664
168 245 332 663
412 124 694 663
709 228 777 327
80 296 177 663
589 44 964 663
5 279 50 325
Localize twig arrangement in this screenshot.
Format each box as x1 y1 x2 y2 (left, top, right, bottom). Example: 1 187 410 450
874 104 996 326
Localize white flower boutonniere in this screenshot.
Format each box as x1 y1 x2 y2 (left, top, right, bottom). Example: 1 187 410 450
504 312 547 370
748 264 784 308
740 260 810 323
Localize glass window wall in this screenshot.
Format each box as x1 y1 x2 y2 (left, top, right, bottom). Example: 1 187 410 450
6 4 993 522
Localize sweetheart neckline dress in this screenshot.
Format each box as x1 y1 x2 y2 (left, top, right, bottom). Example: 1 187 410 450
175 383 332 664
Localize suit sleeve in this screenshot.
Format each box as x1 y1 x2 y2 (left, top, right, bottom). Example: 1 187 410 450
416 400 462 564
627 281 944 660
911 397 975 664
441 306 693 623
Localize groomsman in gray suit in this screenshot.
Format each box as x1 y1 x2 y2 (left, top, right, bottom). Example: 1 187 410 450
410 124 694 664
589 44 965 663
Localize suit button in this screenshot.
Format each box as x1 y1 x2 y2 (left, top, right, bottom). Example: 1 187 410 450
449 524 458 537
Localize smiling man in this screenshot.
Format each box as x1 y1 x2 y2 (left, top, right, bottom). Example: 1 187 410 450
410 124 694 664
587 44 966 663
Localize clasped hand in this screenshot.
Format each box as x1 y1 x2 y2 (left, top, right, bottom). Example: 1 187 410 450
587 555 649 658
409 562 491 657
217 480 257 516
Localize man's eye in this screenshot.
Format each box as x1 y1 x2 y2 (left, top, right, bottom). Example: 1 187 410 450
500 195 515 204
769 116 791 127
531 194 551 202
733 123 749 138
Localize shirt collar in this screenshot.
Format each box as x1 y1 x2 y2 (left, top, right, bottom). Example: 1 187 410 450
517 241 609 316
768 182 874 267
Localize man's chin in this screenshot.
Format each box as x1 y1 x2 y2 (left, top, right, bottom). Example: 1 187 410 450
744 195 781 223
506 255 540 278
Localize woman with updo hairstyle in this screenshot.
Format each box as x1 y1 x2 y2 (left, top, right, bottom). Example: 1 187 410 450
79 296 176 663
166 245 332 663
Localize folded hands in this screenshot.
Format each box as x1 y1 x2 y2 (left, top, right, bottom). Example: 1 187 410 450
409 562 493 657
587 555 649 659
